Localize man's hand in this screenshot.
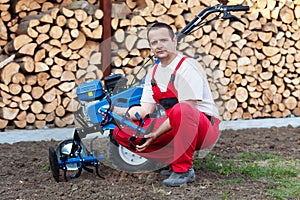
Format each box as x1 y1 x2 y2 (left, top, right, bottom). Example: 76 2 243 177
136 132 157 152
136 118 171 151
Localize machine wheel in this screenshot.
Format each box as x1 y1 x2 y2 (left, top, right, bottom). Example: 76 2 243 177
49 146 60 182
107 142 163 172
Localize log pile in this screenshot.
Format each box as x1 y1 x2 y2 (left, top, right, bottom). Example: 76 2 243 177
0 0 300 130
0 0 98 50
110 0 300 120
0 0 103 129
214 0 300 120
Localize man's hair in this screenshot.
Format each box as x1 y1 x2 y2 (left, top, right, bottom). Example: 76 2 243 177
147 22 175 40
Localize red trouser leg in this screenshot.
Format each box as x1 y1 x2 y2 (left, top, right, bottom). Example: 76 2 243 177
168 103 210 172
112 103 220 172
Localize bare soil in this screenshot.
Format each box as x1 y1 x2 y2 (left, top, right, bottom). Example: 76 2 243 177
0 126 299 200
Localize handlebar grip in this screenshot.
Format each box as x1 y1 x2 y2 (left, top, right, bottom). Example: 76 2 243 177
176 32 185 41
224 5 250 12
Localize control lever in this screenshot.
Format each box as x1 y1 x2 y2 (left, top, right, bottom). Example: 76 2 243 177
222 11 245 25
139 119 155 146
129 112 156 150
129 112 145 150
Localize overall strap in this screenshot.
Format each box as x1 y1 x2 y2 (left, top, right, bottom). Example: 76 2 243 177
170 56 188 83
151 56 188 86
151 63 159 87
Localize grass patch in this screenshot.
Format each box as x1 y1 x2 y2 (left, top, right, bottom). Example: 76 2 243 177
194 153 300 199
43 163 51 171
220 192 232 200
152 184 172 196
268 178 300 200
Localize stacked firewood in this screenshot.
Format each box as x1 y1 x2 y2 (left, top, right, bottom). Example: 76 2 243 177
215 0 300 120
0 0 300 130
0 0 99 49
110 0 300 120
0 0 103 129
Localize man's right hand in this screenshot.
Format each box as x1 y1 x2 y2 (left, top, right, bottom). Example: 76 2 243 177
136 132 158 152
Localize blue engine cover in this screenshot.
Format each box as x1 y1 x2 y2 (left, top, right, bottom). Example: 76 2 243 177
76 80 104 101
87 85 143 124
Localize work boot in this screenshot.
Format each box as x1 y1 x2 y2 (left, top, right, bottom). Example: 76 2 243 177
159 167 172 177
162 168 195 187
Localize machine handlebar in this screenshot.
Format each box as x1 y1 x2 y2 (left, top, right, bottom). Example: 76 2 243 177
176 4 249 41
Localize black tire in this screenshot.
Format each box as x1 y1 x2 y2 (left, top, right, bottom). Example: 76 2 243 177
49 146 60 182
107 142 164 172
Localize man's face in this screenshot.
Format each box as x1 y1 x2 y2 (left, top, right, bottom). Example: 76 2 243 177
148 27 177 60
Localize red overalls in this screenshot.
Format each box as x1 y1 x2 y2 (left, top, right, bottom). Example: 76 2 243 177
112 57 220 172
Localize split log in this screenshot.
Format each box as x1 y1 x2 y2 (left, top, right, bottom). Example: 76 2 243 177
55 105 65 117
14 120 27 129
43 99 58 113
50 65 63 78
5 34 33 53
26 113 36 124
1 62 20 85
36 73 49 87
54 117 66 128
0 54 15 69
31 101 43 114
68 31 86 50
9 83 22 95
19 43 37 56
44 78 60 90
50 26 63 39
43 88 57 103
31 86 44 99
62 113 75 125
58 82 75 92
0 107 19 120
0 119 9 130
34 120 46 129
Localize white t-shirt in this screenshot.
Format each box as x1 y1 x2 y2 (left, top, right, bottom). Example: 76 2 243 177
141 54 219 118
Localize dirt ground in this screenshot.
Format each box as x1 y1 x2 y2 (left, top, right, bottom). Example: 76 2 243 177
0 125 299 200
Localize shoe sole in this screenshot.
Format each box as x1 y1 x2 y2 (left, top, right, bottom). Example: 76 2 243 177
162 176 195 187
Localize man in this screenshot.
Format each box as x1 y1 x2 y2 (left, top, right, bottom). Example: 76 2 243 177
112 22 220 187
